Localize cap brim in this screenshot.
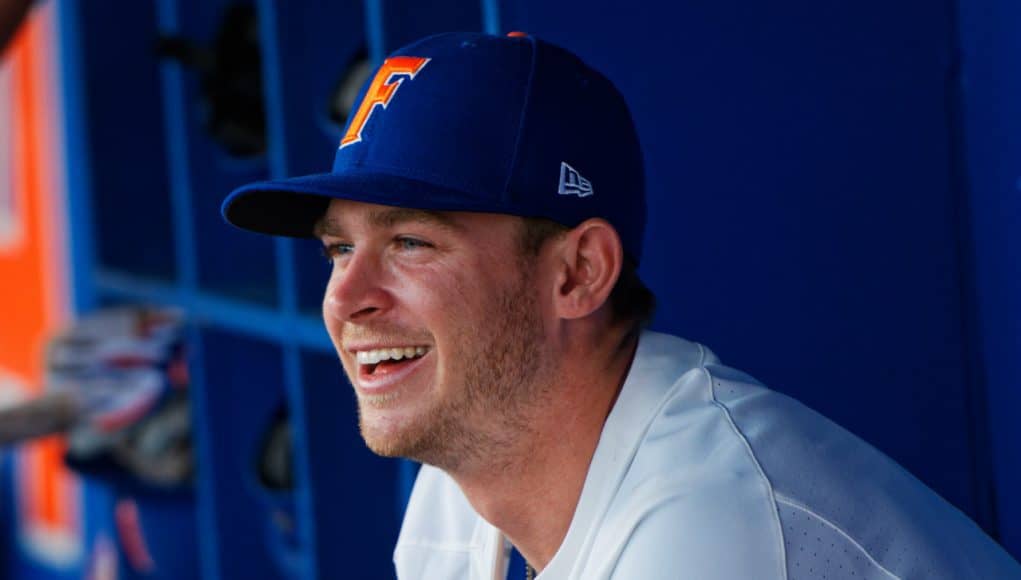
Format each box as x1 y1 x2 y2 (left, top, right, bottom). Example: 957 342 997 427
221 170 512 238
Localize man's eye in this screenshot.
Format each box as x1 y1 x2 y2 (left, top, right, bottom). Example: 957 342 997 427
396 237 431 251
321 243 353 262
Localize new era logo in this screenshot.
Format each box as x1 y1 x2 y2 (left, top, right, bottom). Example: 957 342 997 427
558 162 593 197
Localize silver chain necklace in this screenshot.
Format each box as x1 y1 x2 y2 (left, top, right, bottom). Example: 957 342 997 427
525 563 535 580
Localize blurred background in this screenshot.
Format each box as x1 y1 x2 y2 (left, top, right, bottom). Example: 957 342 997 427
0 0 1018 578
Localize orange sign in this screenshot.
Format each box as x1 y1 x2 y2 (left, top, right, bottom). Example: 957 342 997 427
0 0 80 567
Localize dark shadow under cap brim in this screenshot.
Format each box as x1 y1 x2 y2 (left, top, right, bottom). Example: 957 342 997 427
222 176 333 238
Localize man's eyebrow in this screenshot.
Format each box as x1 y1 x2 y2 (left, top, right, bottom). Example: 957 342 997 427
312 207 463 238
367 208 464 232
313 216 343 239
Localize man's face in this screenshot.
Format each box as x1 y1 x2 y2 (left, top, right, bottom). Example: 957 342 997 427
318 199 551 470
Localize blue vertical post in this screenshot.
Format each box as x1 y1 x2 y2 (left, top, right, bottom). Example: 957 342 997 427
481 0 501 34
366 0 385 64
253 0 317 574
55 0 97 314
54 1 116 578
151 1 219 577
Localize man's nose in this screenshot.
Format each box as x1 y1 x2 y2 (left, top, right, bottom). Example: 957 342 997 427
323 253 392 323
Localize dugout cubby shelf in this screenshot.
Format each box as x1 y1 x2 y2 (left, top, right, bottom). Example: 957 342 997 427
156 0 279 308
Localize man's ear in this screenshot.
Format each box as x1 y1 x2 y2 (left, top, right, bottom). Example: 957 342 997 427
551 219 623 321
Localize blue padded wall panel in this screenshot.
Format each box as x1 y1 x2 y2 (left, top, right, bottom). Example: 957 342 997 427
79 0 176 281
502 0 984 530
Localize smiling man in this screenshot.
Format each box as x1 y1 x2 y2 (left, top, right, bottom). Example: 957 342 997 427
222 32 1020 580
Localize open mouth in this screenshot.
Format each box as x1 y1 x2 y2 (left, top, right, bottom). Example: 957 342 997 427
356 346 429 377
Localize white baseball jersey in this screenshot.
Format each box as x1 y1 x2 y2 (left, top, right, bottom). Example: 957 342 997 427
394 331 1021 579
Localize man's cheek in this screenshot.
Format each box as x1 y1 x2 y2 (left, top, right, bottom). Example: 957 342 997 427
339 356 359 381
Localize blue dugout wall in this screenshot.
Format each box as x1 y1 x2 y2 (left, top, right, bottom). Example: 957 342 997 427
12 0 1015 578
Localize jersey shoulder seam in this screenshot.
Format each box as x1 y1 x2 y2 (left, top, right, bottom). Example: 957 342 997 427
704 364 789 580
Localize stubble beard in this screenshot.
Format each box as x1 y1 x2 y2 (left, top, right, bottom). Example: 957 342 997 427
358 266 550 473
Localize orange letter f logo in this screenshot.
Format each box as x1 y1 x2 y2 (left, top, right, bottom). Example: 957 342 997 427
340 56 431 149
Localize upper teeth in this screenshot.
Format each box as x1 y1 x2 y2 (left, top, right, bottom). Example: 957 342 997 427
356 346 427 365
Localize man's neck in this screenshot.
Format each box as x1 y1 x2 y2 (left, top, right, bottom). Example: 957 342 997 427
449 327 640 572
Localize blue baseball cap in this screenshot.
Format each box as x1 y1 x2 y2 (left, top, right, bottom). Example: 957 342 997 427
222 31 646 262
